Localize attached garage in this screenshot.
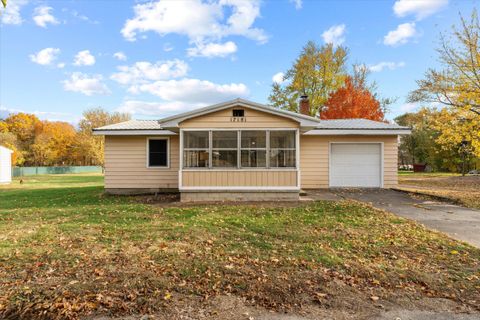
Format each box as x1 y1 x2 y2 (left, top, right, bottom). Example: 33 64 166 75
329 143 382 187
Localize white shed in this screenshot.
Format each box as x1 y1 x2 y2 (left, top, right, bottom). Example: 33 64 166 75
0 145 13 184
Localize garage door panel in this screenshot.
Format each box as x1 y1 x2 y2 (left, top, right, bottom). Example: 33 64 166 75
330 143 382 187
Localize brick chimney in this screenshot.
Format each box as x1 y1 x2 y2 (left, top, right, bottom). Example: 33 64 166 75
299 94 310 115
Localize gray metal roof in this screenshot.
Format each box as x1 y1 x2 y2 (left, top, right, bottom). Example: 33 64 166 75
315 119 408 130
94 120 162 131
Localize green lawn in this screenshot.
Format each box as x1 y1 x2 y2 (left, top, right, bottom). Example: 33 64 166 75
1 174 479 319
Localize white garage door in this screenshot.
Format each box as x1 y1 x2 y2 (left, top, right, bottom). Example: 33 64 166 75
330 143 382 187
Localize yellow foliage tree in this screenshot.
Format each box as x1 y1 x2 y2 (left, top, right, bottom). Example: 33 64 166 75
429 108 480 158
269 41 348 117
31 121 77 166
77 108 131 166
4 113 41 150
409 10 480 117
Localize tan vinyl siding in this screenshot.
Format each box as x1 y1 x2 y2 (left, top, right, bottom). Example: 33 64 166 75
300 135 398 188
180 106 299 128
104 135 179 189
182 170 297 187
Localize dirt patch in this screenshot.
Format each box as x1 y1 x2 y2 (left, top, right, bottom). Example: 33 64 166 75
399 175 480 209
85 295 478 320
136 194 312 208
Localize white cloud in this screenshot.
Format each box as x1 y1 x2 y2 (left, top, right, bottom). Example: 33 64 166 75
393 0 448 20
63 72 110 96
272 72 285 84
187 41 237 58
399 102 418 113
73 50 96 66
33 6 59 28
321 24 346 47
113 52 127 61
111 59 188 86
1 106 65 117
130 78 249 104
57 62 66 68
1 0 28 25
0 105 80 123
121 0 267 45
163 43 174 52
289 0 302 10
384 22 417 46
70 10 98 24
29 48 61 66
369 61 406 72
116 100 205 116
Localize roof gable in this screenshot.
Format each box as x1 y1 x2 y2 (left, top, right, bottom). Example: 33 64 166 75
158 98 320 128
180 105 299 128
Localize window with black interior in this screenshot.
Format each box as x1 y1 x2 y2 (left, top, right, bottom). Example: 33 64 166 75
148 138 168 167
232 109 244 117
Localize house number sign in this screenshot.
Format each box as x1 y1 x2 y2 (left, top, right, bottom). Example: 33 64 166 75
230 117 246 122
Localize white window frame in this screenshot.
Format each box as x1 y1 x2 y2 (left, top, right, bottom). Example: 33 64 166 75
181 128 298 170
146 137 170 169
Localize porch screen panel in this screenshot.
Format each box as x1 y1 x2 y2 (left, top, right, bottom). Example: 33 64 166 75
183 131 209 168
212 131 238 167
269 131 296 168
240 130 266 168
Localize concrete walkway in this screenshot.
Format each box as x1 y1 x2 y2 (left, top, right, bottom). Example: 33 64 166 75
331 189 480 248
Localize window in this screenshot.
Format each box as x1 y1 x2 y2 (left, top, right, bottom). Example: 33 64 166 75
241 130 266 168
148 138 168 167
183 131 209 168
182 130 296 169
269 131 296 167
212 131 237 167
232 109 244 117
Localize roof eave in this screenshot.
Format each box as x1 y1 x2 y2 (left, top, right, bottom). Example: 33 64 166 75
92 129 177 136
304 129 411 135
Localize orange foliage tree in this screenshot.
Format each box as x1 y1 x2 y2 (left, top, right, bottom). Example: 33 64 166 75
321 76 384 121
0 108 131 166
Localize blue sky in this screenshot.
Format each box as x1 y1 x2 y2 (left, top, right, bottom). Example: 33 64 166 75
0 0 478 123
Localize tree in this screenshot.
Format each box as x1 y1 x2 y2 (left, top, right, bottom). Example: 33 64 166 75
429 108 480 172
408 10 480 117
395 107 479 172
320 74 384 121
0 132 23 165
4 113 41 147
31 121 77 166
77 108 131 166
4 113 41 164
395 109 437 166
269 41 348 117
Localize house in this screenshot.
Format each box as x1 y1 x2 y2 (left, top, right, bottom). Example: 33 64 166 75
0 145 13 184
93 97 410 201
